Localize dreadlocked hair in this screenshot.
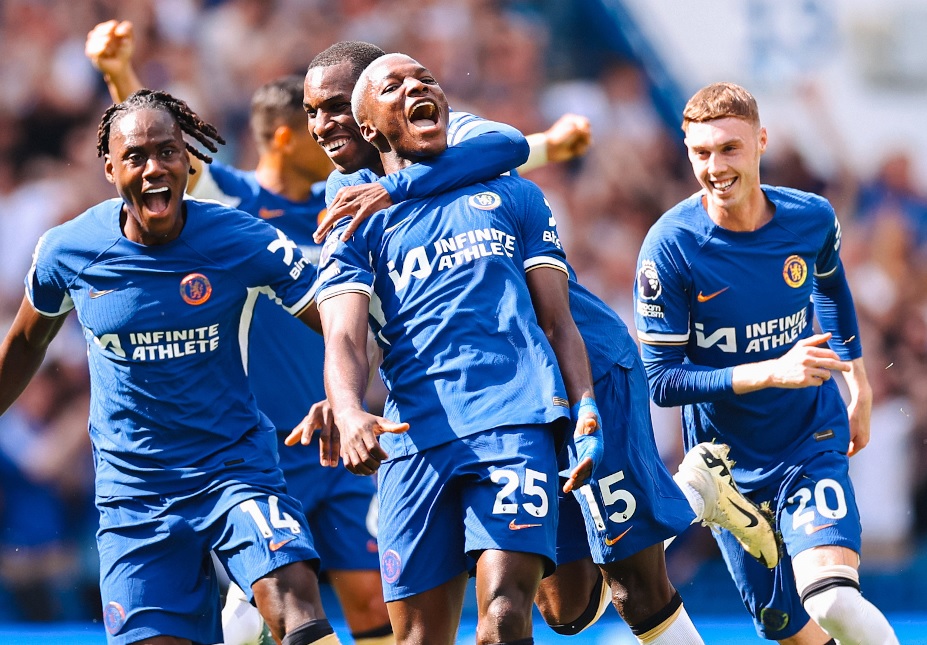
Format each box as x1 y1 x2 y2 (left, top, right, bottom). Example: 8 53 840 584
96 89 225 172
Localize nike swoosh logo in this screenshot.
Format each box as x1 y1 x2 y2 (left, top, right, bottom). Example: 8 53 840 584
89 289 116 299
259 207 285 219
508 519 542 531
697 287 729 302
604 526 632 546
269 537 296 551
385 216 414 234
729 501 760 528
806 523 835 535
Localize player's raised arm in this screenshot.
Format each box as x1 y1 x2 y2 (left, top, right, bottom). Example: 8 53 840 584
85 19 206 187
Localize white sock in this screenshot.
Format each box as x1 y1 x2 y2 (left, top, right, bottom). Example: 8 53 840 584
638 605 704 644
803 586 898 645
674 479 706 520
221 582 266 645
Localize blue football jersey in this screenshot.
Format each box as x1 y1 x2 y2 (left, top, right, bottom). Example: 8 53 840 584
315 175 571 456
324 114 636 381
26 198 317 498
193 161 328 431
634 186 853 488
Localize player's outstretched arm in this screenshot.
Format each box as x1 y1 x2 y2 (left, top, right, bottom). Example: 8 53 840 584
319 292 408 475
0 297 67 416
519 113 592 174
525 266 602 493
731 333 850 394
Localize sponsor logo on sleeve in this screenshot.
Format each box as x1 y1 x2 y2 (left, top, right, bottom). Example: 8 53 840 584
636 261 662 300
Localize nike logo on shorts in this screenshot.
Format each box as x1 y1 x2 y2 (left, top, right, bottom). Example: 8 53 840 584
806 523 835 535
604 526 632 546
508 519 542 531
89 288 116 299
269 537 296 551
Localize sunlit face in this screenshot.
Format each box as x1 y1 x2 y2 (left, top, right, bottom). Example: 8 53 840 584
304 61 380 174
356 54 449 160
284 116 334 182
104 108 190 245
684 117 767 215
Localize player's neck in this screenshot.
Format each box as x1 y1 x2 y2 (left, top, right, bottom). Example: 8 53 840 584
704 187 772 232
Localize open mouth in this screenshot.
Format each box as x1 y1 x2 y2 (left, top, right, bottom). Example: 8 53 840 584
142 186 171 213
408 100 438 128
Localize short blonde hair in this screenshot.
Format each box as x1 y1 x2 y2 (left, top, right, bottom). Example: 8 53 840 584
682 82 760 132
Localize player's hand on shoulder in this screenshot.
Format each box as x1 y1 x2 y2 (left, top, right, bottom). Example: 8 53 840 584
336 408 409 476
314 183 393 243
771 333 850 389
85 19 134 76
545 113 592 163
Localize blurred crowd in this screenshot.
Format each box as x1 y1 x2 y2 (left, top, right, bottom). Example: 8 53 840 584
1 0 926 623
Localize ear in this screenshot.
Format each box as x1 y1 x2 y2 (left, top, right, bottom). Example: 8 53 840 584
273 124 293 150
757 126 768 155
104 155 116 185
359 121 378 145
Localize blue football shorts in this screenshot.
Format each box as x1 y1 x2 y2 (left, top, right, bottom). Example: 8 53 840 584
376 425 559 602
715 449 861 640
97 472 318 645
279 433 379 572
564 359 695 564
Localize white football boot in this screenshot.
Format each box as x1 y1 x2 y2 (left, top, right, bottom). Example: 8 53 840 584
674 442 780 568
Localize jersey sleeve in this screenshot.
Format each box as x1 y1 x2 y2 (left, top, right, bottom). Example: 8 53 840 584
25 230 74 317
325 168 381 207
513 181 568 275
186 162 244 208
312 218 374 305
814 205 841 279
633 230 691 346
375 111 529 203
228 211 317 315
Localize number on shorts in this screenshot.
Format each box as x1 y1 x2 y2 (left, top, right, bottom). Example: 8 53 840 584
597 470 637 523
788 478 847 531
239 495 302 536
490 468 549 518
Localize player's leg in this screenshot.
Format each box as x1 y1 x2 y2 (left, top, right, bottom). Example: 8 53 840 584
474 550 546 644
385 572 469 645
599 544 702 644
97 495 224 645
327 569 394 644
534 557 609 634
462 425 560 644
375 448 474 644
295 458 392 644
566 360 702 643
214 480 340 645
534 482 609 634
780 452 898 644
